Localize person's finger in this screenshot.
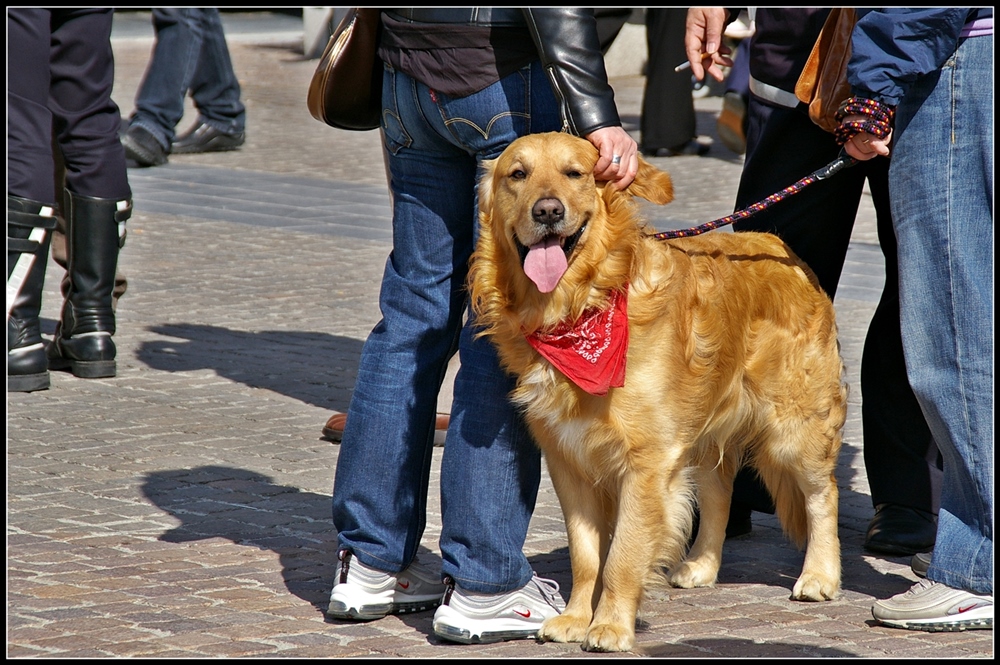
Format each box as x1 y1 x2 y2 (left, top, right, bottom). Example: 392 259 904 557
685 8 726 81
609 154 638 190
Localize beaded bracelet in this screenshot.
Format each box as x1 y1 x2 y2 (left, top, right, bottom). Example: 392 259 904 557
833 96 895 146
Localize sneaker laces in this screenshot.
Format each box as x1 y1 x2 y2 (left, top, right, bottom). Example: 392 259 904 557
905 578 938 596
530 573 563 608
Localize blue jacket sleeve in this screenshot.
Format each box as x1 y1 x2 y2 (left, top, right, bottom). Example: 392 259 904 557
847 8 976 106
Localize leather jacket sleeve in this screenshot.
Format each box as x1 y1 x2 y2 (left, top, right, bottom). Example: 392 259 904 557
522 8 622 136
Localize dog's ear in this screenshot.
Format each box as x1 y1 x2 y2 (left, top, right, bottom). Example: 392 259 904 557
477 157 498 219
625 157 674 205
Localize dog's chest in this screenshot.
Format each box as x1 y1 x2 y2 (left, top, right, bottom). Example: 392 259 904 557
514 363 624 473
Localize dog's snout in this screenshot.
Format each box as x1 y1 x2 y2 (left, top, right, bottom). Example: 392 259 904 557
532 197 565 226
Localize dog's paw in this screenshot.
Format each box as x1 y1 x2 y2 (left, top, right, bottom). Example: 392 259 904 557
791 573 840 601
667 560 718 588
582 622 635 653
538 613 590 643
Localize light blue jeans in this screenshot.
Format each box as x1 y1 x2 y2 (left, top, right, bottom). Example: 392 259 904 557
888 34 993 594
331 61 563 592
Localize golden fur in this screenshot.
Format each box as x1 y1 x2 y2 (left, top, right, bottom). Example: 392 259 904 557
469 132 847 652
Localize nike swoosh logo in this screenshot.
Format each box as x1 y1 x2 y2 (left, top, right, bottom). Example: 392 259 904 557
957 604 979 613
513 609 531 618
399 581 410 589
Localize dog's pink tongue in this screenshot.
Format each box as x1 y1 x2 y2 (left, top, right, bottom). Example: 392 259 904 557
523 237 567 293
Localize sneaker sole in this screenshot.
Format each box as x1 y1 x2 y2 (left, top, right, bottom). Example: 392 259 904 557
171 138 245 154
328 594 442 621
877 615 992 632
432 606 544 644
433 622 540 644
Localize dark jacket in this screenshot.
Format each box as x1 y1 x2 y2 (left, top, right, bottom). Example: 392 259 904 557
382 8 621 137
849 8 991 106
746 9 829 94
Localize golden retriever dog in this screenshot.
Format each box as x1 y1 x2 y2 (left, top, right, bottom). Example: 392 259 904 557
468 132 847 652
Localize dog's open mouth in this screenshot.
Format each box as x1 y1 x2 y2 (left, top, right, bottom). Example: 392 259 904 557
516 223 587 293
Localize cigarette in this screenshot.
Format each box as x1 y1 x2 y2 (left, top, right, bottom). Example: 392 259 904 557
674 51 717 73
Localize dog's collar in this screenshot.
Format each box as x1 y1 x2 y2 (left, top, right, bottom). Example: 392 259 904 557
524 285 628 396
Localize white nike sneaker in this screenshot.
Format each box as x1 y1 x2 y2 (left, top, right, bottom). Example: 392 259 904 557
327 549 446 621
432 573 565 644
872 579 993 632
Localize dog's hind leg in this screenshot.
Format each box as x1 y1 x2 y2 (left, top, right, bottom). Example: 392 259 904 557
789 463 841 601
759 429 842 602
669 461 734 588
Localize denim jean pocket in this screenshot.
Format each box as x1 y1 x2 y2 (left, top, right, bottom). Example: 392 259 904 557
435 67 532 154
381 63 412 156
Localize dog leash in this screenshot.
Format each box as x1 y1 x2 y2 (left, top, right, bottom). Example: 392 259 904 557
649 152 859 240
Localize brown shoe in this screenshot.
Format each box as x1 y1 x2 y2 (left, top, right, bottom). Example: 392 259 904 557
322 412 450 446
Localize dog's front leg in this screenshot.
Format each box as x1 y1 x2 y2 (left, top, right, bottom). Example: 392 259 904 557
582 468 667 653
536 452 607 645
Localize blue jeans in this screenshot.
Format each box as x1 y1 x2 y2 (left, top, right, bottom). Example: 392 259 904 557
889 34 993 595
130 8 245 149
331 62 563 593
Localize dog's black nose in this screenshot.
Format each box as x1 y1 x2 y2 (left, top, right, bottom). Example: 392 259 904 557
532 197 565 226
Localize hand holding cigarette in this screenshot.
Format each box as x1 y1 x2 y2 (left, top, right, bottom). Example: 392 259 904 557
675 51 718 72
682 8 735 82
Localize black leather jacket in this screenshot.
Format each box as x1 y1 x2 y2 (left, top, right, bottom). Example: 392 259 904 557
383 8 621 136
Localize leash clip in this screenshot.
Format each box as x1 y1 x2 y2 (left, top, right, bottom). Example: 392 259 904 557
813 151 859 181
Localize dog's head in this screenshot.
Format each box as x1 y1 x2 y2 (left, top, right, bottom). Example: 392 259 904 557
471 132 673 331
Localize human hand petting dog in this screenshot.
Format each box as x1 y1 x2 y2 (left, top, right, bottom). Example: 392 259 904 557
585 126 638 191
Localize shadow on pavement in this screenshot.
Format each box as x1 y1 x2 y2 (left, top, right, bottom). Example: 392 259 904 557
135 323 364 412
141 466 339 615
139 462 912 642
638 636 858 658
139 464 563 643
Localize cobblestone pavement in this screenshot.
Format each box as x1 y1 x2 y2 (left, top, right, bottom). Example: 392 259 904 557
7 12 992 659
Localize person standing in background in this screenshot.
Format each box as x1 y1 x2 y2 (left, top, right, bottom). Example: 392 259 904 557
325 8 639 645
684 7 940 554
121 8 246 167
641 8 712 157
8 8 132 391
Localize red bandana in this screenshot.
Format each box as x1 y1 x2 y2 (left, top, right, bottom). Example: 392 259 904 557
525 286 629 396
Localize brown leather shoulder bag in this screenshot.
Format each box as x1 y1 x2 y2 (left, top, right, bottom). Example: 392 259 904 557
307 8 383 131
794 8 858 134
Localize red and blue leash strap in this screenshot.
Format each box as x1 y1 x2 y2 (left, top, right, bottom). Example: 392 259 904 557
652 95 893 241
649 152 858 241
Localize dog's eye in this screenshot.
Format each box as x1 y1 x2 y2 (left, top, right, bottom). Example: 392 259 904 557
566 170 583 179
510 169 527 180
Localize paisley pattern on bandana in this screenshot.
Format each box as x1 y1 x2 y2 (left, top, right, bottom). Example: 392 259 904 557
525 286 629 396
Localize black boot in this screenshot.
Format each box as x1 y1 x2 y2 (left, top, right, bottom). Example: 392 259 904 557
47 189 131 378
7 196 58 392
